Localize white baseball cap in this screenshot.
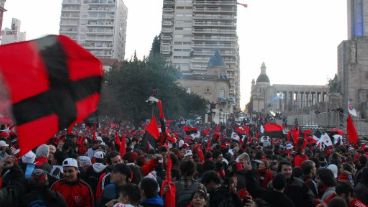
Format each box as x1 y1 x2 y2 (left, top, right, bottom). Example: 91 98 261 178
94 151 105 159
0 140 9 147
22 151 36 164
184 150 193 157
62 158 78 168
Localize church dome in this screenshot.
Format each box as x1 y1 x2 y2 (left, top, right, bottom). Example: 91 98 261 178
256 74 270 83
256 62 270 83
208 50 225 68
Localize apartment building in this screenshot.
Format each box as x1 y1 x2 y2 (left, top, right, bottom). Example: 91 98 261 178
0 0 5 31
60 0 127 63
160 0 240 109
1 18 26 45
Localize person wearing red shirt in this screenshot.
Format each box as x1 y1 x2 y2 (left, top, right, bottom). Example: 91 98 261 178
294 149 309 167
51 158 94 207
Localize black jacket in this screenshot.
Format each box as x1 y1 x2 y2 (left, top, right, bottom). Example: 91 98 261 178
22 186 67 207
0 166 26 207
354 182 368 205
284 177 314 207
263 190 295 207
208 186 242 207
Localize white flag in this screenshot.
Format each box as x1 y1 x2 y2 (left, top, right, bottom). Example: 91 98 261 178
317 133 333 148
191 131 201 139
348 101 357 117
231 132 240 141
332 134 343 145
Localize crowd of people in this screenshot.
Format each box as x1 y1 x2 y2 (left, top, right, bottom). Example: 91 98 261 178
0 116 367 207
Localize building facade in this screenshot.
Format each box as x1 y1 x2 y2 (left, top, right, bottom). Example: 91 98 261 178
59 0 127 64
160 0 240 110
177 51 232 123
0 0 6 32
249 63 328 114
336 0 368 118
1 18 26 45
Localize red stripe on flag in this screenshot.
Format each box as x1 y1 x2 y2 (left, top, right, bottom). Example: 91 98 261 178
120 135 126 157
0 41 49 103
146 116 160 140
18 114 58 156
75 93 100 123
264 123 283 132
59 35 103 81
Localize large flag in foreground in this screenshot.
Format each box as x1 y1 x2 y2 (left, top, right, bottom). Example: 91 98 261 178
0 35 103 155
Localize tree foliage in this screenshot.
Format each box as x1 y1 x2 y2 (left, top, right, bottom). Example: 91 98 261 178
99 36 207 125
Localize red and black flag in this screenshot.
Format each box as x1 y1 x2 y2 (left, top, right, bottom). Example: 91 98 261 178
144 115 160 150
0 35 103 155
263 122 284 138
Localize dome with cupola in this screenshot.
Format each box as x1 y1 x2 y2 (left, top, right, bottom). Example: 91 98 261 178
256 62 270 83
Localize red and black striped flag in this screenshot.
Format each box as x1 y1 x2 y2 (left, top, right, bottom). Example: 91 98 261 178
0 35 103 155
263 122 284 138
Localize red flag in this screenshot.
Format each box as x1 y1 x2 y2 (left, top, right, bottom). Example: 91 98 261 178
292 128 299 145
347 115 358 145
161 153 176 207
120 135 126 157
0 35 103 155
263 123 284 138
67 124 74 134
264 123 283 132
146 115 160 140
115 132 121 146
194 144 204 164
206 137 212 151
157 100 165 120
235 126 246 135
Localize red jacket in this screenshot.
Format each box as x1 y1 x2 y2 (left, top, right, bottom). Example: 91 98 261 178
350 199 367 207
258 169 273 189
51 179 94 207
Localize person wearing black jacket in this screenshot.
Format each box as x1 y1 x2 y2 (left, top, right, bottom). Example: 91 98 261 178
279 160 314 207
354 167 368 205
263 173 294 207
201 170 242 207
22 169 67 207
0 155 26 207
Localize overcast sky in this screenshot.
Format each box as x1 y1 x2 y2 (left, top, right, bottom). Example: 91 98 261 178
2 0 348 110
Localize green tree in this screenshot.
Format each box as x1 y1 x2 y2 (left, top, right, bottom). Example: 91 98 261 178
99 37 207 125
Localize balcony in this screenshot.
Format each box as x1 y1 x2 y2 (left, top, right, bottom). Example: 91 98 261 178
63 0 81 5
162 21 173 26
192 44 234 49
60 21 79 26
193 36 237 41
193 8 236 13
193 22 236 28
161 35 172 40
193 28 236 34
194 1 235 6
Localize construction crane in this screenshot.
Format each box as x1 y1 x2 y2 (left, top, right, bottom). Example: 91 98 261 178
237 1 248 8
